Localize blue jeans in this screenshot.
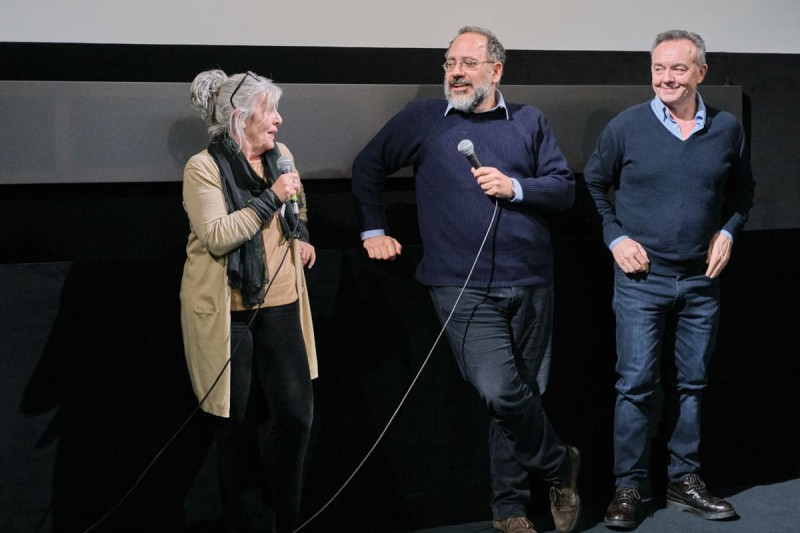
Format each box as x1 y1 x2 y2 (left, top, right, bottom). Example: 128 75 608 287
612 269 720 498
430 285 569 520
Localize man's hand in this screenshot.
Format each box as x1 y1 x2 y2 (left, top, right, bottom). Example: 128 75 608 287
705 232 732 278
611 237 650 274
363 235 402 260
473 167 515 200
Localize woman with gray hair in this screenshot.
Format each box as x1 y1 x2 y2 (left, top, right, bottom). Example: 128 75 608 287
180 69 317 533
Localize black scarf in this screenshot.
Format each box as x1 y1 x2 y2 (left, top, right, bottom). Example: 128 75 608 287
208 134 293 308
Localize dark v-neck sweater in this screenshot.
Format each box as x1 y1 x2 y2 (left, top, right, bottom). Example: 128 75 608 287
584 101 755 274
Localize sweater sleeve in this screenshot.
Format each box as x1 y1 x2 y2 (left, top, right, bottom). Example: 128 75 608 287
352 101 433 233
182 152 262 258
721 124 755 237
512 110 574 213
583 125 625 247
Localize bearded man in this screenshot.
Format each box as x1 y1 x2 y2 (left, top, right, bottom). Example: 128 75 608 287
352 26 580 533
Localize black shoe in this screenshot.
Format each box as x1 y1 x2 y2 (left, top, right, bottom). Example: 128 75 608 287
666 474 736 520
603 486 642 530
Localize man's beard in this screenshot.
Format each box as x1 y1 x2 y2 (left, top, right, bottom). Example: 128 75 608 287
445 75 492 112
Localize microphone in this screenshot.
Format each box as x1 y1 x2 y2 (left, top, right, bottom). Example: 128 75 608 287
457 139 482 169
276 155 299 215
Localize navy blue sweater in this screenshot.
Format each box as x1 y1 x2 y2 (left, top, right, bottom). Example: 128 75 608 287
352 98 575 288
584 101 755 273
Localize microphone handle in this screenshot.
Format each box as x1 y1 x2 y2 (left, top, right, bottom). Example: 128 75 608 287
467 153 482 169
277 163 300 215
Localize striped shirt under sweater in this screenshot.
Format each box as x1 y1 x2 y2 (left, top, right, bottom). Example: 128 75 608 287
352 97 575 288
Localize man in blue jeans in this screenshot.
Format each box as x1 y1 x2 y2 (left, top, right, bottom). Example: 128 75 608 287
584 29 755 530
352 26 580 533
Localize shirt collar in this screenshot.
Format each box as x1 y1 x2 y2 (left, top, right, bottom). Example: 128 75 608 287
651 93 706 127
445 89 510 120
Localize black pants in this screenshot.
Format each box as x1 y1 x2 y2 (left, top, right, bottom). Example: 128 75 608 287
215 301 313 533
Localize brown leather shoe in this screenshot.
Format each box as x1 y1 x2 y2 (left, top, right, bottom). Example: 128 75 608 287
666 474 736 520
603 486 642 530
549 445 581 532
492 516 538 533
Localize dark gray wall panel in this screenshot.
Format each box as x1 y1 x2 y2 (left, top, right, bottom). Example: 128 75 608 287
0 81 205 184
0 81 741 184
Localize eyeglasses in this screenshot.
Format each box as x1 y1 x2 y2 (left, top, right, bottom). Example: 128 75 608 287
230 71 259 109
442 60 494 72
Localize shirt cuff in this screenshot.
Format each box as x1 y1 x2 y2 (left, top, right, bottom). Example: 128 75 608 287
720 229 733 243
509 178 523 203
609 235 628 250
361 229 385 241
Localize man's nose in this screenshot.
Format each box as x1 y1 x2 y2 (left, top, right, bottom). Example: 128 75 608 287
451 62 467 75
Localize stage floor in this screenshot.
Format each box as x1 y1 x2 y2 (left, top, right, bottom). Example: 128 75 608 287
406 478 800 533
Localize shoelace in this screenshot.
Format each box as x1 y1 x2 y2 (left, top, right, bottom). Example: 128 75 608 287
498 517 535 532
510 517 535 532
550 485 574 509
682 473 705 489
615 487 640 505
677 474 720 502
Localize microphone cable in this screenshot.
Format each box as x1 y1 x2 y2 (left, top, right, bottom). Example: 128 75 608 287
292 199 500 533
79 208 301 533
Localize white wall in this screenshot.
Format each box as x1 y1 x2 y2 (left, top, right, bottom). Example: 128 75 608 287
2 0 799 53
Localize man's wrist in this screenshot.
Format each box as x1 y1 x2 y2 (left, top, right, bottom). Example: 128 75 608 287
361 229 385 241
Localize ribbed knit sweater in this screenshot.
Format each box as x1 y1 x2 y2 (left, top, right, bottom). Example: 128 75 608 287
352 97 575 288
584 101 755 274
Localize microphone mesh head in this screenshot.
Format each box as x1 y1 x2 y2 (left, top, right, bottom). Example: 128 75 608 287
276 155 293 173
457 139 474 156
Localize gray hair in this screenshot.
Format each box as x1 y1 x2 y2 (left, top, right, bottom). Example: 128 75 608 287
448 26 507 64
651 30 707 67
189 69 282 146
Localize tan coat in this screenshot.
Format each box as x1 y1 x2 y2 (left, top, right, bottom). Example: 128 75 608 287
180 143 317 418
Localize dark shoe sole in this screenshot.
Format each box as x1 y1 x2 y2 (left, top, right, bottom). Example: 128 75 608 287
666 498 737 520
603 517 637 530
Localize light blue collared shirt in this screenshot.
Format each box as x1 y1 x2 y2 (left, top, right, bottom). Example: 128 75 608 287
650 94 706 140
609 93 731 251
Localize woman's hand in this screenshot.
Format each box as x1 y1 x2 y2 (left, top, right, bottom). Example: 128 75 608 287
299 241 316 268
271 171 301 203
